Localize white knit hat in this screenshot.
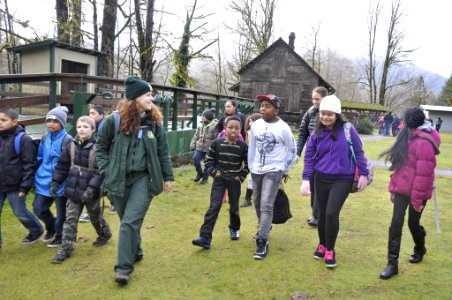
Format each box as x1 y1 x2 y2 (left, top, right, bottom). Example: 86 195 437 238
319 95 341 114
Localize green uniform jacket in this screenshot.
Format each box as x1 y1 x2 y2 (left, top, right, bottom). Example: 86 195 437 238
95 113 174 198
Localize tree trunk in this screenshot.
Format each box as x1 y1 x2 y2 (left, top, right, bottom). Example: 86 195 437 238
71 0 82 46
99 0 117 77
56 0 70 43
90 0 99 51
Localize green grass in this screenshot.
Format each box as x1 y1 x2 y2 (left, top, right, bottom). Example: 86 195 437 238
1 134 451 299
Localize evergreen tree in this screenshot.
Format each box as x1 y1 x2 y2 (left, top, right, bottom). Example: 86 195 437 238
439 73 452 106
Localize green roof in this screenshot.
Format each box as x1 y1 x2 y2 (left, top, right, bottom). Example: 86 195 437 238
341 100 388 112
7 39 104 57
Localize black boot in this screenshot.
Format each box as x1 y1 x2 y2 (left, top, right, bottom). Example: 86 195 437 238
193 171 202 182
240 188 253 207
409 226 426 263
380 227 401 280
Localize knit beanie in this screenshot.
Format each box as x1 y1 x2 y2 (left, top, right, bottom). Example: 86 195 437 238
404 107 425 129
202 109 215 121
46 106 69 127
125 76 152 100
319 95 341 114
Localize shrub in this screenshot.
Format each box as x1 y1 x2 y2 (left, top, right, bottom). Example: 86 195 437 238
357 117 373 134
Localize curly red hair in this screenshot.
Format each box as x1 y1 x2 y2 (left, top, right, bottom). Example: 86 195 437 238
118 100 163 135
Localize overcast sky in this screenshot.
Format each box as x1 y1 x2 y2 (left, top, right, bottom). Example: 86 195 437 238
9 0 452 78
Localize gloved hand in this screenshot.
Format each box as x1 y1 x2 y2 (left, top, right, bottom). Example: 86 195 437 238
300 180 311 196
50 182 59 198
80 187 96 203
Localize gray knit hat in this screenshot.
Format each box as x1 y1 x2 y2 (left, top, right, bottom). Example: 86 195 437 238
46 106 69 127
125 76 152 100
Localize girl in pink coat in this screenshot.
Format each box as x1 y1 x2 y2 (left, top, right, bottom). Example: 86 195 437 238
379 107 440 280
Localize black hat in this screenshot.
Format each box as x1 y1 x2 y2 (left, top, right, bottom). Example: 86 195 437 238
125 76 152 100
202 109 215 121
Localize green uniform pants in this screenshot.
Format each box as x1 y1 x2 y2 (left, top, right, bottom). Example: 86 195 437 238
111 175 152 275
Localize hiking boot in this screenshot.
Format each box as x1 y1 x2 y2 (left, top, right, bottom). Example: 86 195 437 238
324 249 336 268
192 236 211 249
79 213 90 223
52 251 71 264
135 254 144 263
93 231 112 247
253 239 268 260
409 226 426 264
308 217 318 227
42 230 56 243
108 205 116 214
200 178 208 185
380 264 398 279
229 228 240 240
193 173 202 182
47 237 62 248
313 244 326 259
115 272 129 286
21 232 44 245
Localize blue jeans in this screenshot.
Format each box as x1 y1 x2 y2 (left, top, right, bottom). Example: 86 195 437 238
33 193 67 238
252 171 283 240
384 124 391 136
0 192 43 244
193 150 208 180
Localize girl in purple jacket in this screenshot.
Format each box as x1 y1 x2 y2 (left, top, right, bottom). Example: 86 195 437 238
300 95 369 269
379 107 440 280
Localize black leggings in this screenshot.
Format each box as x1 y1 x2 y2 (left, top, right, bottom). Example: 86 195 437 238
315 174 353 250
390 193 426 234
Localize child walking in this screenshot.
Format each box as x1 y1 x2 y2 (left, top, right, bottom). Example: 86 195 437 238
192 116 249 249
0 108 43 249
190 109 218 185
33 106 72 248
51 116 112 263
240 113 262 208
379 107 440 279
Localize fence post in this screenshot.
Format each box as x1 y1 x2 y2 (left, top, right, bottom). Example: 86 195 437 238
172 90 179 131
192 93 198 129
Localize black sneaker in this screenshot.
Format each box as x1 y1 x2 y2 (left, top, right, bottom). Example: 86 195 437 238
115 272 129 286
93 231 112 247
253 239 268 260
200 178 208 185
21 232 43 245
134 254 144 263
79 213 90 223
192 236 211 249
193 173 202 182
52 251 71 264
229 228 240 240
324 249 337 268
43 230 56 243
47 237 62 248
308 217 318 227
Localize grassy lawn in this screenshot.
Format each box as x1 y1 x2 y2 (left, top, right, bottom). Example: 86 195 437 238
0 133 451 299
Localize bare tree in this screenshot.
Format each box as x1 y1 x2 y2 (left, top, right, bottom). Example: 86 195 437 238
378 0 414 106
88 0 99 51
69 0 82 46
364 0 380 104
99 0 117 77
56 0 70 43
304 22 322 73
134 0 155 82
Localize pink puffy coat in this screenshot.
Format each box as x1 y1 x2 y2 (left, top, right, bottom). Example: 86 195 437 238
388 129 441 211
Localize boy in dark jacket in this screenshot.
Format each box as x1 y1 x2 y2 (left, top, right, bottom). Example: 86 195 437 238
0 108 43 249
51 116 111 263
192 116 249 249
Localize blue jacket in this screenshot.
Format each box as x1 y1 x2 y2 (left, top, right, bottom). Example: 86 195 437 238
35 129 72 197
302 123 368 180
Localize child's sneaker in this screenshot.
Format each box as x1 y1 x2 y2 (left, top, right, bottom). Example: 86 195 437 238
42 230 56 243
21 232 43 245
108 205 116 214
229 228 240 240
47 237 62 248
115 272 129 286
253 239 268 260
79 213 90 223
313 244 326 259
52 250 71 264
92 231 112 247
192 236 211 249
324 249 336 268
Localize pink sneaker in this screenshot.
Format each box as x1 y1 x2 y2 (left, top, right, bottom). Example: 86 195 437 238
324 249 336 268
313 244 326 259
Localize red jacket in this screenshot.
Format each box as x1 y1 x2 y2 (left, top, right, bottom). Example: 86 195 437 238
388 129 441 211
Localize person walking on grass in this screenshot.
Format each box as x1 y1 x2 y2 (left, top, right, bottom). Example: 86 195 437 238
192 116 249 249
296 86 328 227
379 107 440 280
0 108 43 250
96 76 174 286
33 106 72 248
300 95 369 269
240 113 262 208
248 94 296 260
51 116 112 264
190 108 218 185
215 100 247 139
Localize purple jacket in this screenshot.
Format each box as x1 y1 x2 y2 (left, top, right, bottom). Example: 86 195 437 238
303 123 368 180
388 129 440 211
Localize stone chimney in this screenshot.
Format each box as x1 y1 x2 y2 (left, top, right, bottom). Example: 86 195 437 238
289 32 295 50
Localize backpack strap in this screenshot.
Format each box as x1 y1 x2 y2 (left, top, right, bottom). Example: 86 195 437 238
14 131 26 156
343 122 357 164
112 111 120 141
69 142 76 167
88 144 96 169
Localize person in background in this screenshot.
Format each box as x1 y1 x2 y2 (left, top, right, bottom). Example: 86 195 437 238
215 100 247 139
296 86 328 227
0 108 43 250
190 109 218 185
192 115 249 250
96 76 174 286
384 112 394 137
378 114 385 135
379 107 440 280
435 117 443 132
240 113 262 208
392 114 400 136
300 95 369 269
33 106 72 248
248 94 296 260
51 116 111 264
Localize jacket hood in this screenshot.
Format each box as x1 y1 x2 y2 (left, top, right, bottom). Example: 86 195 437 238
411 129 441 155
